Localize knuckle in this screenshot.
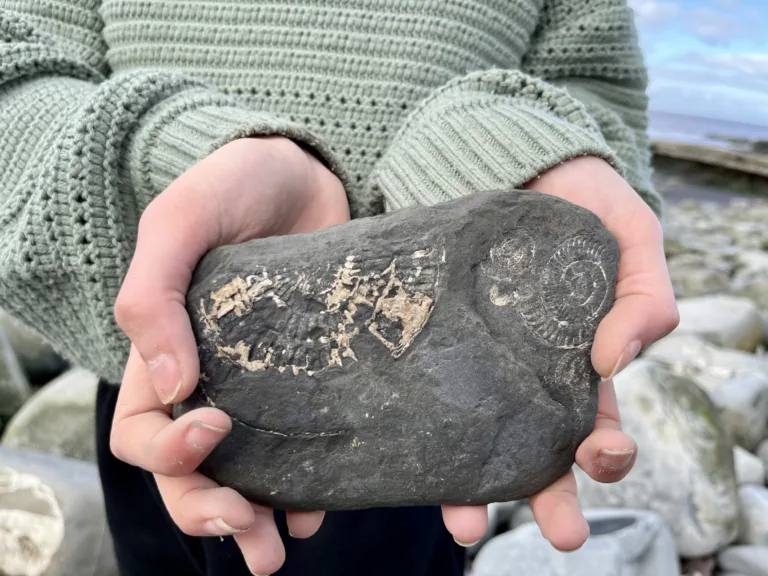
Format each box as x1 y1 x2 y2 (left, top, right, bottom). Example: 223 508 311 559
661 302 681 334
113 287 152 335
109 426 128 463
638 205 664 239
164 503 195 534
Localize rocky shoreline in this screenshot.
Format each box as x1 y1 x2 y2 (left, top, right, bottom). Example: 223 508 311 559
1 190 767 576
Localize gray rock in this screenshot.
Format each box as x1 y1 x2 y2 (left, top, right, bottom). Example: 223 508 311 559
760 312 768 347
730 252 768 311
1 368 99 462
710 375 768 452
471 508 679 576
734 447 766 486
718 545 768 576
0 309 67 386
574 360 739 557
739 486 768 545
644 335 768 450
0 327 31 424
667 253 733 298
757 441 768 481
509 502 535 530
674 296 762 352
176 190 620 510
0 446 117 576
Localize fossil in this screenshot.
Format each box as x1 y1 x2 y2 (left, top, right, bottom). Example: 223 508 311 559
175 189 620 510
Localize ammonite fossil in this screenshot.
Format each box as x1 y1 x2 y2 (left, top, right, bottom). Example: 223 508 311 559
175 189 620 510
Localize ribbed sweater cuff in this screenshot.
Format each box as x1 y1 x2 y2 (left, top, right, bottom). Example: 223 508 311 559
128 90 345 210
372 71 627 211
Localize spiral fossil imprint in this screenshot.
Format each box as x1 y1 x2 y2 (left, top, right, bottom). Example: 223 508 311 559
485 231 612 350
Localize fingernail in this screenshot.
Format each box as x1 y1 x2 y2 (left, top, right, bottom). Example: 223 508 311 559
453 536 481 548
204 517 250 536
186 421 228 451
148 354 182 404
597 448 635 471
602 340 642 382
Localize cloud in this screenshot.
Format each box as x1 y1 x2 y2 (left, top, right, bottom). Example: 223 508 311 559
646 53 768 125
683 7 744 44
704 53 768 76
682 5 763 46
628 0 680 24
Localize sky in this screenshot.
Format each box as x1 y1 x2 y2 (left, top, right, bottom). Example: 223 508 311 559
629 0 768 126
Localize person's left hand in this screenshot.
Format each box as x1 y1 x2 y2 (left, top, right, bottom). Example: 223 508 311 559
441 155 679 551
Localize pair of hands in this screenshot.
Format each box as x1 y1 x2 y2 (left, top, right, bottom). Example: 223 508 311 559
109 136 678 575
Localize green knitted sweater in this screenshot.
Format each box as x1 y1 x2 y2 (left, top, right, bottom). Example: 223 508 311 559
0 0 658 383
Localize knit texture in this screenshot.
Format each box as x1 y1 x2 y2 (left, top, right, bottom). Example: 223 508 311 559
0 0 658 382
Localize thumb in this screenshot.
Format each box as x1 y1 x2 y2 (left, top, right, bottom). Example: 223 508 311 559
591 210 679 380
114 188 217 403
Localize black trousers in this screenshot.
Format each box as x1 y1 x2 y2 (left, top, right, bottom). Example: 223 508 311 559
95 379 466 576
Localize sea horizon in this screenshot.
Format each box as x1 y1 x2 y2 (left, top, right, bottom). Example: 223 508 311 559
647 110 768 149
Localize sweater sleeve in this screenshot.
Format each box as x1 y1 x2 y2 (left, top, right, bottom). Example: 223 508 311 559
370 0 661 218
0 4 341 383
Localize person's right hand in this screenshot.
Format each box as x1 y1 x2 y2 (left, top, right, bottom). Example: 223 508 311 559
109 136 350 575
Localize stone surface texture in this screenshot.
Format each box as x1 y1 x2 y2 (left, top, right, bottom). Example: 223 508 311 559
176 190 619 510
0 446 117 576
2 368 99 462
574 360 739 557
471 508 680 576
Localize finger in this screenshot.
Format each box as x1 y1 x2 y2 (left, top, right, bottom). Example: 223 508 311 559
285 511 326 538
591 201 679 380
235 504 287 576
441 505 488 547
575 379 637 483
154 472 255 537
113 182 222 405
110 347 231 475
529 469 589 552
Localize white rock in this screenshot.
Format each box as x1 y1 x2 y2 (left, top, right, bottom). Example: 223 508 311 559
574 360 739 557
739 485 768 546
0 446 117 576
471 509 679 576
644 335 768 393
0 327 31 422
718 545 768 576
644 336 768 449
1 368 99 462
734 447 766 486
674 296 762 352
